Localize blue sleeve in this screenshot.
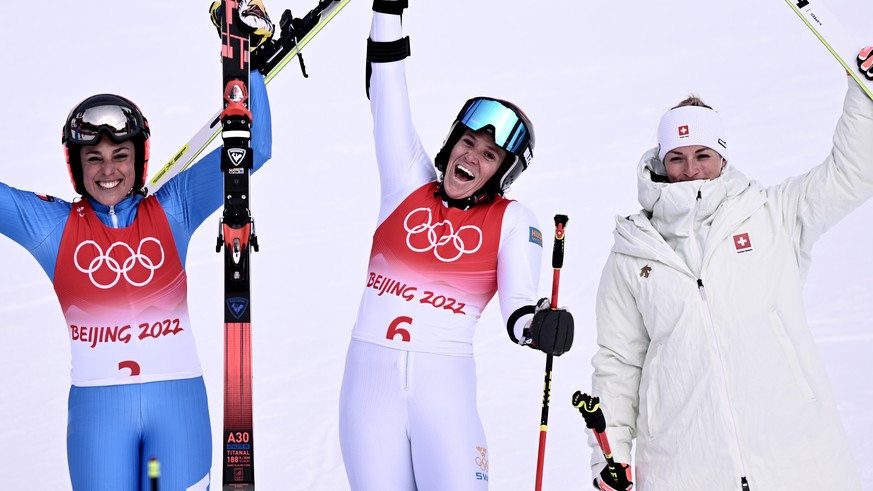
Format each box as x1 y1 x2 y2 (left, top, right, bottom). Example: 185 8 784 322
0 182 72 280
155 70 273 264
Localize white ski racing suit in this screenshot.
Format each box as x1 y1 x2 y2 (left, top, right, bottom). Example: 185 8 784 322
338 12 543 491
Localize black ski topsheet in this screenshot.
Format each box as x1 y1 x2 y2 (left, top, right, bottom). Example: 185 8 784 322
218 1 256 489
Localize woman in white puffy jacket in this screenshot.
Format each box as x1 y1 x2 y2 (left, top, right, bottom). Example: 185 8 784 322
589 56 873 490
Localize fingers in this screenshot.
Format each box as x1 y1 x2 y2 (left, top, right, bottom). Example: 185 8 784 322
858 46 873 79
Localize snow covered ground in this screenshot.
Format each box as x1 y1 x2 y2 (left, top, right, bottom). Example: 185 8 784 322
1 1 871 489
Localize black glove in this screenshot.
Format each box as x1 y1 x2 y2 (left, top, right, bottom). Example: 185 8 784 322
859 46 873 80
596 462 634 491
528 298 574 356
373 0 408 15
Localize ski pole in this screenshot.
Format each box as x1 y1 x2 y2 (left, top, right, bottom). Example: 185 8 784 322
148 457 160 491
572 390 634 489
534 214 568 491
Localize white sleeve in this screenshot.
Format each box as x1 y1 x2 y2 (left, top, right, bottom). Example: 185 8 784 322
774 79 873 276
496 201 543 339
369 12 437 225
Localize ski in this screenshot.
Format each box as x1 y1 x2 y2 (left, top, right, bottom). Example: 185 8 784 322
147 0 350 193
784 0 873 99
218 1 257 489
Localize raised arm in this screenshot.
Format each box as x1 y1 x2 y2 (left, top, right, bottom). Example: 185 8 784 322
367 2 437 223
0 183 71 278
776 74 873 274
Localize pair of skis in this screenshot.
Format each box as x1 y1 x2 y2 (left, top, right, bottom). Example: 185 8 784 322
217 1 256 488
213 1 348 489
144 2 346 489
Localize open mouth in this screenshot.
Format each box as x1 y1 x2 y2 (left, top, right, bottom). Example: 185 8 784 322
454 164 475 182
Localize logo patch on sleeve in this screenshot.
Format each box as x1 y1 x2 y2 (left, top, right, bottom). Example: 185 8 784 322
35 193 56 202
529 227 543 247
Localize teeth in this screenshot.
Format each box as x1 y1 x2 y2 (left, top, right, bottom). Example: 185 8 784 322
457 164 474 179
98 180 122 189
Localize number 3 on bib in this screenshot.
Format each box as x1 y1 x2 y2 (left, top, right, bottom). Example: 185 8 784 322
386 316 412 342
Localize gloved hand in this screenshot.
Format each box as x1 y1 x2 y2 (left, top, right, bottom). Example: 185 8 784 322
858 46 873 80
525 297 574 356
595 462 634 491
209 0 276 50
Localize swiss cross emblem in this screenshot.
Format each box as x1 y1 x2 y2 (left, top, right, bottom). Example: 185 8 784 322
678 125 690 138
733 233 752 253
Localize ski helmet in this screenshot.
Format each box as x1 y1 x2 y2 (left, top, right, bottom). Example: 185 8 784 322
434 97 535 205
62 94 151 196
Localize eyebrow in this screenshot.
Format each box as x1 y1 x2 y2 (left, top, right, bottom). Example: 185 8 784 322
667 149 713 157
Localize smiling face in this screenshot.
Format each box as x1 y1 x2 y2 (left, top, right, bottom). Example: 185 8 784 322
79 136 136 206
663 145 725 183
442 128 508 200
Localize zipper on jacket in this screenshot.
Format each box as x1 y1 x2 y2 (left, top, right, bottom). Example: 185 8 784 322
698 277 751 486
109 205 118 228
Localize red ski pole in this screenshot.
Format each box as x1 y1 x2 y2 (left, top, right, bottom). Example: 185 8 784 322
572 391 633 490
534 214 568 491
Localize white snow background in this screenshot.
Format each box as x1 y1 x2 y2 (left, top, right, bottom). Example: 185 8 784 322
1 1 871 489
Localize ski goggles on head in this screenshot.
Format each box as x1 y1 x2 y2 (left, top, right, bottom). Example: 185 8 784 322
64 103 145 146
459 98 531 156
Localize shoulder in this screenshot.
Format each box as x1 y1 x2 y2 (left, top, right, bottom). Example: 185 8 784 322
501 199 537 225
496 200 543 246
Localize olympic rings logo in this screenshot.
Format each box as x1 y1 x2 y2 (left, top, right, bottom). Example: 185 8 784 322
404 208 482 262
74 238 165 289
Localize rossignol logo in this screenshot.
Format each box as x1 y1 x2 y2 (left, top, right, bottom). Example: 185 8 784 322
404 208 482 262
74 238 165 289
227 148 247 166
227 297 249 319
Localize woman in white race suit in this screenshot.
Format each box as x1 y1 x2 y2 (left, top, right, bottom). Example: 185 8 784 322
338 2 574 490
589 54 873 489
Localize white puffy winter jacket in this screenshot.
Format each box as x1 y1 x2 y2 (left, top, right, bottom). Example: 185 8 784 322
590 80 873 491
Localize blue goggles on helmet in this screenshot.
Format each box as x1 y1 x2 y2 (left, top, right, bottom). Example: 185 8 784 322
459 98 531 156
64 103 145 146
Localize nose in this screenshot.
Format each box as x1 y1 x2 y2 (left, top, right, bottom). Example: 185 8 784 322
684 161 700 177
99 162 115 175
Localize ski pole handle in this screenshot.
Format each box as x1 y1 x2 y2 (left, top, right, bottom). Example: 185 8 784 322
572 391 616 466
550 214 568 309
148 457 160 491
